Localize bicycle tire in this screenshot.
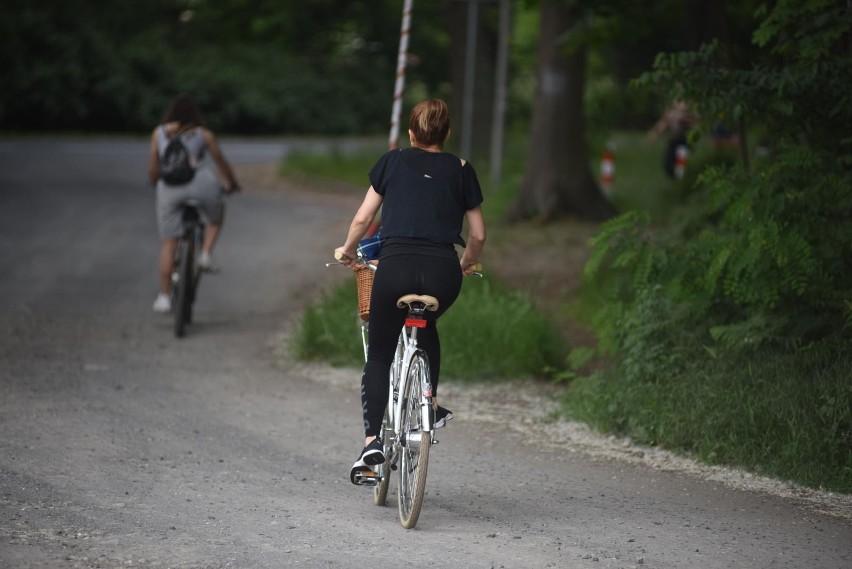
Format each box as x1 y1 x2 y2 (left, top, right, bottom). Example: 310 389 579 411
397 350 431 528
173 235 194 338
372 410 393 507
374 334 403 506
187 225 204 324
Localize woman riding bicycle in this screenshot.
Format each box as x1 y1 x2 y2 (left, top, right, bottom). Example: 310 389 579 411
335 98 487 484
147 93 240 313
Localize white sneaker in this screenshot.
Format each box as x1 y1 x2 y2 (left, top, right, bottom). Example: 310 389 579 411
152 293 171 313
197 251 214 271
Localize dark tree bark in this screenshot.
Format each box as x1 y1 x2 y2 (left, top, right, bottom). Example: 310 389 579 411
507 0 615 223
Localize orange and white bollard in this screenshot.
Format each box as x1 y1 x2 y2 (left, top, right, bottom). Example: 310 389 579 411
674 144 688 180
600 146 615 195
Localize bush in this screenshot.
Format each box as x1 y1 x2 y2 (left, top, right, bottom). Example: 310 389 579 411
571 0 852 492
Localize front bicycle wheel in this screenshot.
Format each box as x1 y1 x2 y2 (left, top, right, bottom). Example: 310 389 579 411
173 236 194 338
374 335 403 506
372 410 393 506
397 350 431 529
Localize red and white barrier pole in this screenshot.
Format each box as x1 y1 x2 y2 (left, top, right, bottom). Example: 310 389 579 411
600 145 615 196
674 144 688 180
388 0 413 151
370 0 414 238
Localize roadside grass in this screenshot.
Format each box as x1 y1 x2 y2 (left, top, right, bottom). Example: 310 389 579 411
279 140 386 188
290 269 567 381
564 342 852 492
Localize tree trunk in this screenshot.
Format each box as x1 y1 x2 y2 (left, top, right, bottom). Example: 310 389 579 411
508 0 615 222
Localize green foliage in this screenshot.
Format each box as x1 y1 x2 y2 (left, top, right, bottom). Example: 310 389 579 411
439 277 567 380
291 280 365 367
280 143 386 188
564 337 852 492
570 0 852 491
291 274 568 382
0 0 429 134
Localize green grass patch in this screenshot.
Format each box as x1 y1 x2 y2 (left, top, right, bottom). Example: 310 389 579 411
563 343 852 492
279 141 386 188
291 274 568 381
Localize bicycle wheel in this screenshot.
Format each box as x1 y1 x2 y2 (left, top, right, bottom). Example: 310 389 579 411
173 235 194 338
397 350 431 528
372 410 393 506
187 224 204 324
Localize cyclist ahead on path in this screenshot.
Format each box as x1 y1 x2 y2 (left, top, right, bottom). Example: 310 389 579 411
334 98 487 483
147 94 240 313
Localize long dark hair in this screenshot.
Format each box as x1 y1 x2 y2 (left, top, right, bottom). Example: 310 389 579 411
161 93 205 127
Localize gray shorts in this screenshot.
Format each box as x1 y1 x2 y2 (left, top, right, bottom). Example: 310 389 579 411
155 167 224 239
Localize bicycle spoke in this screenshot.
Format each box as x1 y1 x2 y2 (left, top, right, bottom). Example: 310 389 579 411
397 351 431 528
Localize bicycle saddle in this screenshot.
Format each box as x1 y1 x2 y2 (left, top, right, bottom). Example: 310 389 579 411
396 294 439 312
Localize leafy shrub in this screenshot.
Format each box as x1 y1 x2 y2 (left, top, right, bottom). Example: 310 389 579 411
570 0 852 491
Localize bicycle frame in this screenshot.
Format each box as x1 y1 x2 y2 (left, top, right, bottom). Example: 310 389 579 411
387 313 434 450
357 283 435 453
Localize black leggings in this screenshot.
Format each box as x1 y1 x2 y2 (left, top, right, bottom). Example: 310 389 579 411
361 254 462 438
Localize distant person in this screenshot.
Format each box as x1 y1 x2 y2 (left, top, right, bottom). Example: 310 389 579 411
147 94 240 313
710 122 740 151
648 100 698 179
334 98 486 484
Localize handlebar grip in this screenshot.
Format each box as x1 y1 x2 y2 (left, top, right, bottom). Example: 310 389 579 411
469 263 482 272
334 250 346 261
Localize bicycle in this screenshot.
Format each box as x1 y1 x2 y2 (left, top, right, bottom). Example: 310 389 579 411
331 250 481 528
171 201 205 338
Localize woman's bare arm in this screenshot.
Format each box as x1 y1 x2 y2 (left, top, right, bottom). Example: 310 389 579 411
460 205 486 274
202 129 239 192
334 186 383 264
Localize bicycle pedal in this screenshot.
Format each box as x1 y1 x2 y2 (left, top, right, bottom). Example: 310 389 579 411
355 471 380 486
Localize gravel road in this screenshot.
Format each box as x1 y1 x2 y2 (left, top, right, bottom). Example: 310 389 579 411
0 138 849 569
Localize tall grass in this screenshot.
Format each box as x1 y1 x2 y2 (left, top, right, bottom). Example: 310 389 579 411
290 274 567 381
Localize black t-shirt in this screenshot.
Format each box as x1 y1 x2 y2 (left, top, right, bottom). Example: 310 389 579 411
369 148 483 258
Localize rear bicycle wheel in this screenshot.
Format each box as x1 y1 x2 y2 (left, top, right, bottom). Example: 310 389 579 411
187 224 204 324
173 235 194 338
397 350 431 529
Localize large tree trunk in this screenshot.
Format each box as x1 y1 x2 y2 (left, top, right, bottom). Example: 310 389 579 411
508 0 615 222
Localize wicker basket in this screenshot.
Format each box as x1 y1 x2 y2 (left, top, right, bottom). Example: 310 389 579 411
355 266 374 321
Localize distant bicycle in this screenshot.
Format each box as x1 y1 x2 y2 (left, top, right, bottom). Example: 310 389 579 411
172 201 205 338
330 250 481 528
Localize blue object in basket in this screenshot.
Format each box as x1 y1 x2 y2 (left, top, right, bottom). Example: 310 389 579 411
358 232 382 260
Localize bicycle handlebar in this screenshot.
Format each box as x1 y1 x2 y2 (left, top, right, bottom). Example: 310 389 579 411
330 251 482 276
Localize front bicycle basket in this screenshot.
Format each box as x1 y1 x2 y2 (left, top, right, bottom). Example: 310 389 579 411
355 266 374 321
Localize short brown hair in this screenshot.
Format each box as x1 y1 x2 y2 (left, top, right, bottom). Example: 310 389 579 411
409 98 450 148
